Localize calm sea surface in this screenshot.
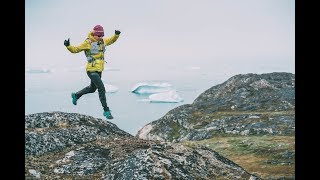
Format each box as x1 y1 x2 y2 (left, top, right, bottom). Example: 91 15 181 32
25 62 284 135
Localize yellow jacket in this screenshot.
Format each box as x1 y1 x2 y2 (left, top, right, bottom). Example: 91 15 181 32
66 31 119 72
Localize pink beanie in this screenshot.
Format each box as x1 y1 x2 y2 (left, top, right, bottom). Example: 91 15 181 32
93 25 104 37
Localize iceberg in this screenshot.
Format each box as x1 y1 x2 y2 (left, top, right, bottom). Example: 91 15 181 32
131 82 173 94
105 84 119 93
25 68 51 74
137 99 151 102
149 90 184 103
131 82 183 103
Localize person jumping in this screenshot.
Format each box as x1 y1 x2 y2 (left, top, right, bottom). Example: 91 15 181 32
64 24 121 119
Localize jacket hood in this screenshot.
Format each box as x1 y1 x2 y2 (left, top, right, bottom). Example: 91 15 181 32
88 31 97 42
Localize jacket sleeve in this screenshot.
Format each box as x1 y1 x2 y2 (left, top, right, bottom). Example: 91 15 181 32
66 39 91 53
104 34 120 46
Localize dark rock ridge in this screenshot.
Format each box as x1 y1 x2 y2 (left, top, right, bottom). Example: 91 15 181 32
25 111 259 179
136 72 295 142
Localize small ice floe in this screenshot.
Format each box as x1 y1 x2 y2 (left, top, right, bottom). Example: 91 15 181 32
149 90 183 103
105 84 119 93
131 82 173 94
25 68 51 74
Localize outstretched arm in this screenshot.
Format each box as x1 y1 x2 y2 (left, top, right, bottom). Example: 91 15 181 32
64 38 91 53
104 30 121 46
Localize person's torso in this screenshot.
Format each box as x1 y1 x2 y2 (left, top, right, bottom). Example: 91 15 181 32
85 39 106 72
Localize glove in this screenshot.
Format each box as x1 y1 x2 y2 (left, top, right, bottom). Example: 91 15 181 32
64 38 70 46
115 30 121 35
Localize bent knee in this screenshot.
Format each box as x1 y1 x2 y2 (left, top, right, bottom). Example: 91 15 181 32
89 87 97 93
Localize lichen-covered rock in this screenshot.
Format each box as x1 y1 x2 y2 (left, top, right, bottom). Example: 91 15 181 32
193 72 295 111
136 72 295 142
25 111 132 156
25 112 260 179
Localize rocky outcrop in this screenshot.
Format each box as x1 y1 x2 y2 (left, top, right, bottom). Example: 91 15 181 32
136 72 295 142
25 112 131 156
193 72 294 111
25 111 259 179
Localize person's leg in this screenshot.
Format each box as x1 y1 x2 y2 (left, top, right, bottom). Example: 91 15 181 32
87 72 113 119
71 72 97 105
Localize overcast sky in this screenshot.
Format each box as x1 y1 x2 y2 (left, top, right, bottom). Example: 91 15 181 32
26 0 294 74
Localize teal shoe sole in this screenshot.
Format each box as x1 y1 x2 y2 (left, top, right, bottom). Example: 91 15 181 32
71 93 77 105
103 111 114 119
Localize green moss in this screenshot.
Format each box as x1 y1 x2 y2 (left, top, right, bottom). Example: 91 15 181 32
181 135 295 179
167 121 183 141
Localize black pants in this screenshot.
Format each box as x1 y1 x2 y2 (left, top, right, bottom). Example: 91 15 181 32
75 71 109 111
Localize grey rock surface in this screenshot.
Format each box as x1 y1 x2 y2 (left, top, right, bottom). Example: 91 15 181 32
25 112 259 179
136 72 295 142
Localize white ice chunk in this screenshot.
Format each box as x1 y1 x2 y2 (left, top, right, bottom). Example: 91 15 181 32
149 90 183 103
105 84 119 93
25 68 51 73
137 99 151 102
131 82 173 94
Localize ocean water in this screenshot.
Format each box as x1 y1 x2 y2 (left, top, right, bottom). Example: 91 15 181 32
25 61 290 135
25 64 230 135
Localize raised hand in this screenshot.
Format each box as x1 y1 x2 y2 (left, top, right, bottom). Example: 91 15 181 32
115 30 121 35
64 38 70 46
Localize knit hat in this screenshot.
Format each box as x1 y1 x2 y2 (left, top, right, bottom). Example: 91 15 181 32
93 25 104 37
